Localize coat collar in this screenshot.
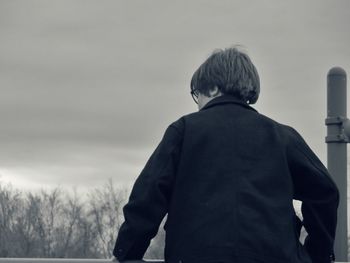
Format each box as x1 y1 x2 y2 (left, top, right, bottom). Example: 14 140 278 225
199 95 258 113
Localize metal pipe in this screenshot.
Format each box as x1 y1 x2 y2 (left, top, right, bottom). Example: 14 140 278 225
326 67 348 262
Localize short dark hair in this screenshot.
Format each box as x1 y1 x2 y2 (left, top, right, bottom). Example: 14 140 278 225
190 46 260 104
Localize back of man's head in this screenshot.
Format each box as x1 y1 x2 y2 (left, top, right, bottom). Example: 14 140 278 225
190 45 260 104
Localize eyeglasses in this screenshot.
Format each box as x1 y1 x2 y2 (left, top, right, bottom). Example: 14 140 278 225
190 89 199 104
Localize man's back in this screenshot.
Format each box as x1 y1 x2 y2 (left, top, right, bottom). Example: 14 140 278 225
113 46 339 263
114 95 339 263
165 95 316 263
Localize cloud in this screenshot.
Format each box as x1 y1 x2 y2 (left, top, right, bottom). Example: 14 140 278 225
0 0 349 190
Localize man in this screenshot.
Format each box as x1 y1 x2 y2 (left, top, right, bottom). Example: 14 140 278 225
112 46 339 263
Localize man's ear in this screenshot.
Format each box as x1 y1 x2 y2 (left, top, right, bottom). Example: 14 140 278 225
208 86 221 97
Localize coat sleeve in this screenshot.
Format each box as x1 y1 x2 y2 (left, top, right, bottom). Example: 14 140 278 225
286 126 339 263
113 121 183 261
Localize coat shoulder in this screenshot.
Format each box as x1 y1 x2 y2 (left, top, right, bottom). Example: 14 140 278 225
257 113 298 134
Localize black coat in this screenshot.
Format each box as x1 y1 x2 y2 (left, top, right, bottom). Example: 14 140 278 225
113 95 339 263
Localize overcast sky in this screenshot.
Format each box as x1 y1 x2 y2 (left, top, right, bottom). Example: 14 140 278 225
0 0 349 192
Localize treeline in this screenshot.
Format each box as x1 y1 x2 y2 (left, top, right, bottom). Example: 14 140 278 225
0 180 164 259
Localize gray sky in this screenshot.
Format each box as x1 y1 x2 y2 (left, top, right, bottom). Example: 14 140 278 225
0 0 350 192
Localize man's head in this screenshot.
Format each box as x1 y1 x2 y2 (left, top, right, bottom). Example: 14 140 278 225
190 46 260 109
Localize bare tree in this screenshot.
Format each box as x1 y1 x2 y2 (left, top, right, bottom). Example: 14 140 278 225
14 192 43 257
0 183 23 257
0 181 163 259
88 179 127 258
38 188 63 257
